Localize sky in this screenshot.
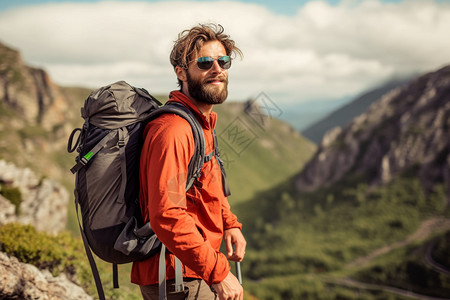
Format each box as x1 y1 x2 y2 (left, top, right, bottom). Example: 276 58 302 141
0 0 449 105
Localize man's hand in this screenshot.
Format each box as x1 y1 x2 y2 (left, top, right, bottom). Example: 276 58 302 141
224 228 246 262
212 271 243 300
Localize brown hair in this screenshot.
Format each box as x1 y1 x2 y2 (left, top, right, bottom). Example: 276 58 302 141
170 23 243 87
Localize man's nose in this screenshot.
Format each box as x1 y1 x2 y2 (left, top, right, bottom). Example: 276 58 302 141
210 60 222 73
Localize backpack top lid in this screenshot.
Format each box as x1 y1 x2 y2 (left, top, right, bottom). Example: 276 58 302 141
81 80 160 130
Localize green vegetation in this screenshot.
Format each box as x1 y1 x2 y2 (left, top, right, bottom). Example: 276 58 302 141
18 125 49 139
236 173 449 299
0 223 90 281
432 230 450 268
0 223 141 299
0 184 22 214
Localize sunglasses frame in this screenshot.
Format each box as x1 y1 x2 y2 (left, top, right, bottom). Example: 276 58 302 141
195 56 232 70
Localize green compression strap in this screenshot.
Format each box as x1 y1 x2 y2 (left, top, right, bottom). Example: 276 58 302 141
70 130 117 174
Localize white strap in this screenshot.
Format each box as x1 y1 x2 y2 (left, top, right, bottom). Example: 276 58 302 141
158 245 167 300
158 245 184 300
174 256 183 292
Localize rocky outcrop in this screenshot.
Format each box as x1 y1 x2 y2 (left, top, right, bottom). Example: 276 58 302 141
295 65 450 200
0 41 89 181
0 160 79 299
0 41 68 130
0 252 92 300
0 160 68 234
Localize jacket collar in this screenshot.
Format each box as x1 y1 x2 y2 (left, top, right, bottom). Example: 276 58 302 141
168 90 217 130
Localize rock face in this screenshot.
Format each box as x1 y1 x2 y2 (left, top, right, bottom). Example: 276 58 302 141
0 41 69 130
0 41 88 180
294 65 450 200
0 160 68 234
0 252 92 300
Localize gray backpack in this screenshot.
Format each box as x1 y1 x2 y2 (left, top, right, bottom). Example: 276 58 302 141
68 81 230 300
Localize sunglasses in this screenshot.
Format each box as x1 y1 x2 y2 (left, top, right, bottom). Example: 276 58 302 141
196 56 232 70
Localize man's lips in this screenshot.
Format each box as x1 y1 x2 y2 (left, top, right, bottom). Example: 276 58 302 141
205 77 226 85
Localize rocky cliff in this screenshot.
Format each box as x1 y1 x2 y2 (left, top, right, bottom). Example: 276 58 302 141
0 160 69 234
295 65 450 200
0 41 69 130
0 40 90 181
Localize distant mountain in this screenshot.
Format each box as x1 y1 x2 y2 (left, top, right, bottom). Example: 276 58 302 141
295 65 450 193
302 78 410 144
277 97 351 132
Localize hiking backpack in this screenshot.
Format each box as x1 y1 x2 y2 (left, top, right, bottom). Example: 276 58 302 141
67 81 230 300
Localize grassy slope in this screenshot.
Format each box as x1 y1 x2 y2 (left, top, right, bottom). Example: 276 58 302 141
213 102 316 205
236 171 450 299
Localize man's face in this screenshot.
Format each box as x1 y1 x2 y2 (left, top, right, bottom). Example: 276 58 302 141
184 40 229 105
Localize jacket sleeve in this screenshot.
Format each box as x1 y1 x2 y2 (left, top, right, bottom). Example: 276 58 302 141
141 115 230 285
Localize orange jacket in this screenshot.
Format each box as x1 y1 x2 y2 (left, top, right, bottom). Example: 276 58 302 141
131 91 242 286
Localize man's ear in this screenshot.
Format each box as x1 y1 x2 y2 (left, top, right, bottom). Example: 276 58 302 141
175 66 187 83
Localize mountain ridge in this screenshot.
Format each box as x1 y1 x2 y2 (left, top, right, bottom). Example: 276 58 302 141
295 65 450 196
302 78 411 144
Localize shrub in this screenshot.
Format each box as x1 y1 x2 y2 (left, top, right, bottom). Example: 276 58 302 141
0 223 88 279
0 184 22 214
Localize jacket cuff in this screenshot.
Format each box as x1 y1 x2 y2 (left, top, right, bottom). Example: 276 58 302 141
205 252 230 286
223 221 242 231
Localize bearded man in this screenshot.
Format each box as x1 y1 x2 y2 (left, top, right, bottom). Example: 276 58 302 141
131 23 246 300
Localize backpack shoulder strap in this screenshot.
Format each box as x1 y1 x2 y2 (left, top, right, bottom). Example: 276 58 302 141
74 195 107 300
213 129 231 197
146 102 206 191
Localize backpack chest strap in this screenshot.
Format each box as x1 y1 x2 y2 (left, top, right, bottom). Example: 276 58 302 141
204 150 215 163
199 134 231 197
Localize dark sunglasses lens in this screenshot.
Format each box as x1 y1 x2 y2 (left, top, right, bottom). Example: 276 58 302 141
218 56 231 69
197 57 214 70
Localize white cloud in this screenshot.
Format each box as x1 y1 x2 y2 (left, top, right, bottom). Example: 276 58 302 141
0 0 449 103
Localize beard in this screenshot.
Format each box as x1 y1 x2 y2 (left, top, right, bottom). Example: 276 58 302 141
186 71 228 105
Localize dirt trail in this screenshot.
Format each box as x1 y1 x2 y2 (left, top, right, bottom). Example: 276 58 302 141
330 278 450 300
347 217 450 268
331 217 450 299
